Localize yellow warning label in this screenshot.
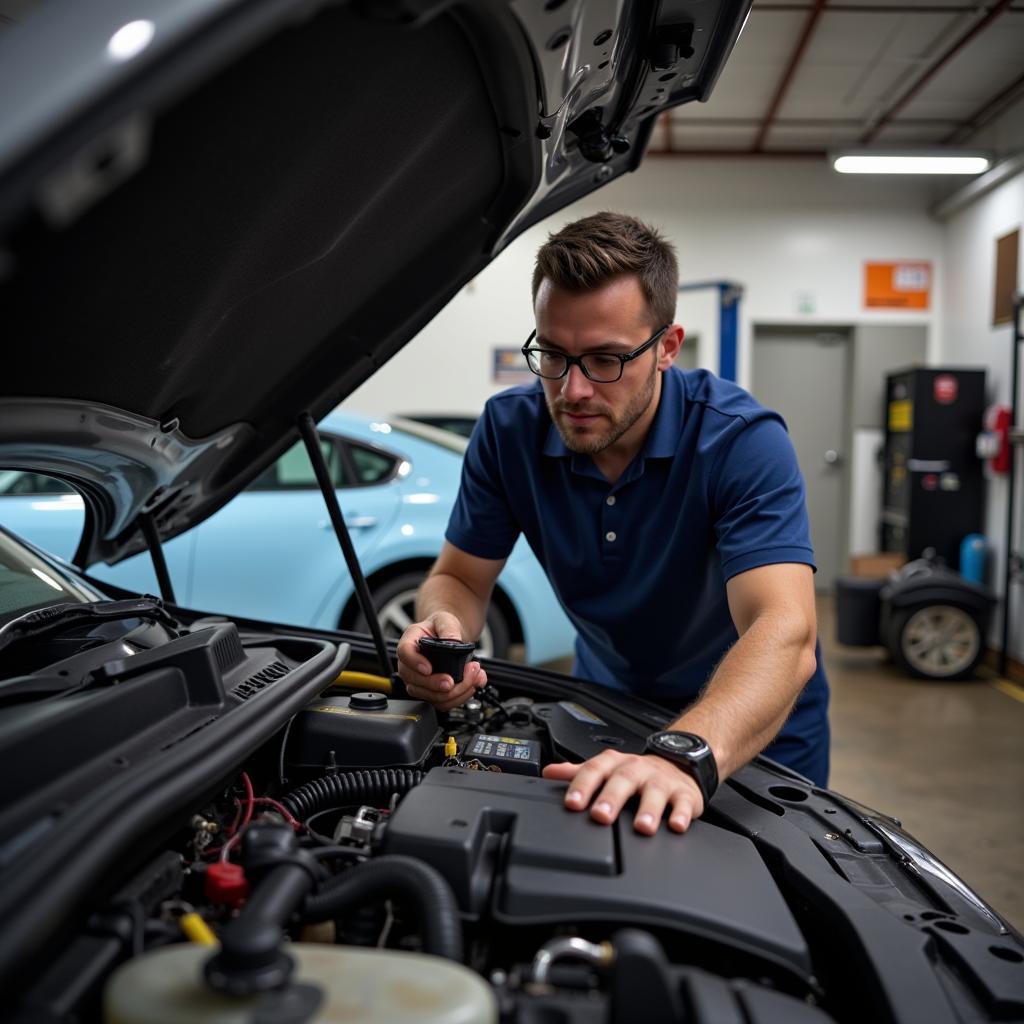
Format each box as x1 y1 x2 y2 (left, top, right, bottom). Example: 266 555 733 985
308 704 420 722
888 400 913 432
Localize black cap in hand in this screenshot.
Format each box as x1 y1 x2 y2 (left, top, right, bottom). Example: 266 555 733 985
417 636 476 683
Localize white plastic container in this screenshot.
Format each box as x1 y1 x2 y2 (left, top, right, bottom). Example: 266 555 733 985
104 942 497 1024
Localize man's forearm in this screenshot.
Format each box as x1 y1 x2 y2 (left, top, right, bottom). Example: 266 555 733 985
415 572 488 643
669 612 817 780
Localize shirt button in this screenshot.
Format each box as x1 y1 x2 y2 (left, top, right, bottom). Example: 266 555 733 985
606 495 616 506
605 531 617 542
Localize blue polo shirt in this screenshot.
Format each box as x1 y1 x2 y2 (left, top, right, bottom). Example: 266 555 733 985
446 367 830 785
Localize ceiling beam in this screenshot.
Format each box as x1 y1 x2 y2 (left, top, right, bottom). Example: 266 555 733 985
754 3 1024 10
944 68 1024 143
751 0 828 152
669 117 958 127
647 149 827 159
860 0 1015 143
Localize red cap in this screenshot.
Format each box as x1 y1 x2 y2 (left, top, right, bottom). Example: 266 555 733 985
205 861 250 906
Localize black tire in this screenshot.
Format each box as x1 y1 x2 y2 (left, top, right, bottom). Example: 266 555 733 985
351 571 510 660
889 603 985 680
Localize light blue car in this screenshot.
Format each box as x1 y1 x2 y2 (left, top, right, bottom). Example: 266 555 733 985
0 411 574 663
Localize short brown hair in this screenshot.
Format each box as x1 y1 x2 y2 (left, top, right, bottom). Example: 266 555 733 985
531 212 678 327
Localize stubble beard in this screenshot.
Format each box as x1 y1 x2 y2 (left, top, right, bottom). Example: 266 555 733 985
548 361 658 455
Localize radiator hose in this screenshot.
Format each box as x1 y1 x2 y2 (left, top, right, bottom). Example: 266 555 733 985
302 855 463 962
281 769 424 820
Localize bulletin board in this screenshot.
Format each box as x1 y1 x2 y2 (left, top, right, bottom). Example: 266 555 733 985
993 229 1019 326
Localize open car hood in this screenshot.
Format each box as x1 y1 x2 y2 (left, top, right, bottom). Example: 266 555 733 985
0 0 749 567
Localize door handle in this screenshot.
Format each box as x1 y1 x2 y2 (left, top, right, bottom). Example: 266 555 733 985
824 449 842 465
319 516 378 530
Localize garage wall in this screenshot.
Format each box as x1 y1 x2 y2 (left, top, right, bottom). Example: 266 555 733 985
345 153 1024 662
344 157 943 414
937 167 1024 661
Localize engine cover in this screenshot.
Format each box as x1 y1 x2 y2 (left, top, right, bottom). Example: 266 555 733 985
382 767 812 984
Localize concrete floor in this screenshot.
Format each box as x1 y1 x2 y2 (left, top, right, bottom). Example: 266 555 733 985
535 596 1024 932
819 596 1024 934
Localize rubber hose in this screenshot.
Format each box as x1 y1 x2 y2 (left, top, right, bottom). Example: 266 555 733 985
302 855 463 962
281 769 424 821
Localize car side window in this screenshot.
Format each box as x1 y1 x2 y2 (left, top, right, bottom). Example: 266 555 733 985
0 472 76 496
247 438 350 491
346 442 397 486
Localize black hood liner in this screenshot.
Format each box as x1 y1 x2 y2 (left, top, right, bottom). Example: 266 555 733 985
0 0 753 565
2 4 528 480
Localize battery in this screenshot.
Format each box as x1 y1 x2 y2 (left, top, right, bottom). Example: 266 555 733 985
465 734 541 776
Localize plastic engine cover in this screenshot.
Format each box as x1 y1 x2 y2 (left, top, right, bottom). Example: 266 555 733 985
383 767 813 985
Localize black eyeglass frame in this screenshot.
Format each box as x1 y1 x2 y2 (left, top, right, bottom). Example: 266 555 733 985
521 324 671 383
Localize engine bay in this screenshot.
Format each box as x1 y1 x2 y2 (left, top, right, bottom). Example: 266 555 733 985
2 614 1022 1023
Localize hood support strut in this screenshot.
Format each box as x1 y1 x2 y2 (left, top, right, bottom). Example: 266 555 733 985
297 412 397 683
139 512 177 605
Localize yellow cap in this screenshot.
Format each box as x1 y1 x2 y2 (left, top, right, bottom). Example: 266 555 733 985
180 912 217 946
444 735 458 758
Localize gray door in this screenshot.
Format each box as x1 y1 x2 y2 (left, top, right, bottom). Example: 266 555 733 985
751 328 851 591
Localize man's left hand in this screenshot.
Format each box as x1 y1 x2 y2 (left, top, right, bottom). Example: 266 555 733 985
541 751 704 835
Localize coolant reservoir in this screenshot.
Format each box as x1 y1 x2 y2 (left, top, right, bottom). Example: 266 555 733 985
104 942 497 1024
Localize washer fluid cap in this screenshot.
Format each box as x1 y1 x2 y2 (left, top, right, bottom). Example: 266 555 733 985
349 691 389 711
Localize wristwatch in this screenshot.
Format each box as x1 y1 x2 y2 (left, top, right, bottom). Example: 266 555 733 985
644 731 719 807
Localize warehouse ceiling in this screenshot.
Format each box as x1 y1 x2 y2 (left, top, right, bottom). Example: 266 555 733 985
653 0 1024 157
2 0 1021 162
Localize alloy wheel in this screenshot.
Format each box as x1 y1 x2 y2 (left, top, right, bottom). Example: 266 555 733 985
900 605 980 678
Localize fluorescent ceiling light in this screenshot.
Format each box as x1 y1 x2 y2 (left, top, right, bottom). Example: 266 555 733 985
832 151 991 175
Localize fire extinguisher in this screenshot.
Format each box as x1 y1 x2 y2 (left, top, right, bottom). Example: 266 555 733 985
977 405 1012 474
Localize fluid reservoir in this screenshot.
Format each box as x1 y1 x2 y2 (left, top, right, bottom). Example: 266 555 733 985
289 692 441 770
104 942 496 1024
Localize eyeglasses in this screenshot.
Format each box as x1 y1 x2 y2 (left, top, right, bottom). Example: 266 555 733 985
521 325 670 384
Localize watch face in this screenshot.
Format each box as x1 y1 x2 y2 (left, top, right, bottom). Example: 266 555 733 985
655 732 702 754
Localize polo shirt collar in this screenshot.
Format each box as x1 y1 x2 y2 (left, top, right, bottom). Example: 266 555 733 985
542 368 684 461
642 367 684 458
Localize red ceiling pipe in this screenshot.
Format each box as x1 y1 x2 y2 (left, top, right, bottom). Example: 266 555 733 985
860 0 1015 143
752 0 829 153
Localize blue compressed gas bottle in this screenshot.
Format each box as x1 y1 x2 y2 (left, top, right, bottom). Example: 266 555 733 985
959 533 986 583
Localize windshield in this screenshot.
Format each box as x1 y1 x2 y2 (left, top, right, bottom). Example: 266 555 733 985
0 530 101 628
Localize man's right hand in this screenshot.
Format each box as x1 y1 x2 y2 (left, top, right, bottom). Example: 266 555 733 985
396 611 488 712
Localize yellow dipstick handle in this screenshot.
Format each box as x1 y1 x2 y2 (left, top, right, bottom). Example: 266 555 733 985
180 912 217 946
445 736 458 758
331 671 392 694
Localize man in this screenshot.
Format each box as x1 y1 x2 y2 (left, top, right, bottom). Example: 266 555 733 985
397 212 829 836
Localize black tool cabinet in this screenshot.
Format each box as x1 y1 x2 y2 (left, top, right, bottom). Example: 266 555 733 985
881 367 986 568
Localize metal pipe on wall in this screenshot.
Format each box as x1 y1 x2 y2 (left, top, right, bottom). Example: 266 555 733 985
1000 294 1022 677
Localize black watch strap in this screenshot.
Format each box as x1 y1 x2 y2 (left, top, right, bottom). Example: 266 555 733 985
645 731 719 806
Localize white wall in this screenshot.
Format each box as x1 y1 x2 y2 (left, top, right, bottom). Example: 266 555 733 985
344 157 943 413
938 168 1023 660
345 152 1022 661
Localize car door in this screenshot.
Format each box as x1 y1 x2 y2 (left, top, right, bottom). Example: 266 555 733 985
187 433 401 626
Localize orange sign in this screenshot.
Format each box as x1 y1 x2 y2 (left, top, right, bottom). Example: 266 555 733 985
864 261 931 310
